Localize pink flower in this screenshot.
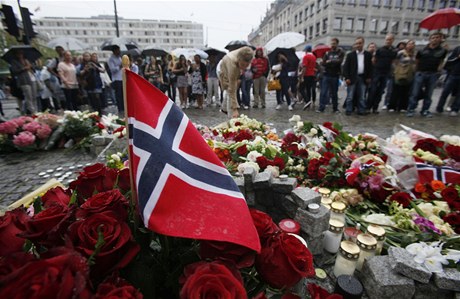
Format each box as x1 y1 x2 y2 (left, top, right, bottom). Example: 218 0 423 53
36 124 52 139
23 121 42 134
0 121 19 135
367 174 383 191
13 116 34 127
13 131 36 147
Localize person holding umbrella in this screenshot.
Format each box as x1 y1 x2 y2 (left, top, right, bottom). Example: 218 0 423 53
218 46 254 118
9 49 38 114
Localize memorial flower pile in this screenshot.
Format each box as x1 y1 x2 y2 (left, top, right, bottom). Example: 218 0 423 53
0 162 316 298
0 115 52 152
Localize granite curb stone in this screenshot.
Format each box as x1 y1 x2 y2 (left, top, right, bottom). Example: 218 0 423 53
388 246 432 283
291 187 321 209
434 268 460 292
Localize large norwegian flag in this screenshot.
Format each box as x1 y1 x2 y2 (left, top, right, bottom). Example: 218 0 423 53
124 70 260 252
416 162 460 184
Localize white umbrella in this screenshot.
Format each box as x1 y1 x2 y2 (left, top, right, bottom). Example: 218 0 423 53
47 37 89 51
265 32 305 53
172 48 208 60
296 51 304 60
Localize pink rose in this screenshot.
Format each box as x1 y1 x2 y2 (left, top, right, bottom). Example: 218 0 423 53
13 131 36 147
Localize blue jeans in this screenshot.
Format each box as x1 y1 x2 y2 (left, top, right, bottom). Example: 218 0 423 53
241 78 252 106
319 74 339 111
367 72 390 110
112 81 124 113
408 72 439 113
346 76 367 114
437 74 460 112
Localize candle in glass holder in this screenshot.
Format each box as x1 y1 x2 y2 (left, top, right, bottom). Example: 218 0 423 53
367 224 386 255
334 275 364 299
323 219 344 253
356 233 377 271
321 196 333 206
279 219 301 234
343 224 361 243
333 241 360 277
330 201 347 223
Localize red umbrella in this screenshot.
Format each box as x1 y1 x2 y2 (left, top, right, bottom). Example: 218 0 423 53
419 8 460 30
312 44 331 59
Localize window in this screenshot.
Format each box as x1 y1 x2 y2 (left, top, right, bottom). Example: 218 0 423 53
295 15 298 26
310 4 314 15
418 0 425 10
449 0 457 7
391 21 399 33
316 22 320 36
383 0 391 7
427 0 435 10
299 11 303 23
317 0 322 11
357 18 365 32
349 0 357 5
394 0 402 7
373 0 380 6
407 0 415 8
322 18 328 32
380 20 388 33
309 25 313 37
333 17 343 30
360 0 368 5
403 21 411 35
439 0 447 8
336 0 345 4
370 19 378 31
305 8 309 19
345 18 354 31
304 28 308 39
414 22 420 35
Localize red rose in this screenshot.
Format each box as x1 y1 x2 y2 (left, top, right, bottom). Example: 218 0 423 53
389 192 412 208
94 274 143 299
0 252 36 280
282 133 300 145
180 261 247 299
413 138 445 156
200 240 256 269
21 204 74 247
250 209 279 244
234 130 254 142
68 212 140 278
236 144 248 157
323 151 335 161
41 186 72 207
256 156 270 170
255 232 315 289
446 144 460 162
69 163 118 200
76 189 129 221
0 209 28 256
273 157 286 171
308 283 343 299
0 248 92 299
441 186 459 202
117 168 132 192
443 212 460 226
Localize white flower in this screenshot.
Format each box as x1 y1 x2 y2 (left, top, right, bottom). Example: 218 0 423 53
264 165 279 177
406 242 449 273
289 115 301 123
247 151 262 162
310 128 318 135
296 121 304 128
358 142 366 149
111 154 121 162
363 213 395 226
440 135 460 146
237 162 260 174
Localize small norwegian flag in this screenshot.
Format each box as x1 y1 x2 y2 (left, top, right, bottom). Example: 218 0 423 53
416 163 460 184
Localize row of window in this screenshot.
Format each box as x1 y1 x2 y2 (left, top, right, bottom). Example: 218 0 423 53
74 36 198 45
37 20 199 30
42 29 201 38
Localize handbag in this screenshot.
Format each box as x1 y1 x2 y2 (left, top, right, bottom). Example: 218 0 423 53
267 78 281 91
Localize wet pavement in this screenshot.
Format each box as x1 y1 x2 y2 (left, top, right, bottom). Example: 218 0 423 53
0 87 458 207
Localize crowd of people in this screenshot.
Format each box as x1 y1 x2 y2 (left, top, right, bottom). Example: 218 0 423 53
2 32 460 120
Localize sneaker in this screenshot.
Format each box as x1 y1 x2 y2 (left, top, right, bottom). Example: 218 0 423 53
288 104 293 111
421 111 433 118
449 111 458 117
252 105 258 108
406 111 415 117
276 105 281 110
400 109 407 113
446 107 452 112
334 110 341 114
315 109 324 113
382 105 388 110
243 105 249 110
261 105 266 108
302 100 312 110
388 109 395 112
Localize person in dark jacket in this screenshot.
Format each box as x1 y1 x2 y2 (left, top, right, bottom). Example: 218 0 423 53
342 37 373 115
318 38 344 113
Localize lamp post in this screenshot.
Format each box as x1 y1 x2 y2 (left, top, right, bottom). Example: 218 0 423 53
114 0 119 37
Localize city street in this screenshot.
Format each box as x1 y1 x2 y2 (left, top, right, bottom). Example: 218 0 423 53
0 86 458 207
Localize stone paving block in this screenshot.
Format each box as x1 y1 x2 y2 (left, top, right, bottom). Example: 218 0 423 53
255 190 274 207
253 171 272 190
303 233 324 255
414 281 454 299
243 167 257 191
361 256 415 299
294 205 330 236
271 177 297 194
291 187 321 209
388 246 432 283
277 195 298 218
434 268 460 292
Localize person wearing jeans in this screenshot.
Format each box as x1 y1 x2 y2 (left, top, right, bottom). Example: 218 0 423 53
407 32 447 117
319 38 344 113
251 47 269 108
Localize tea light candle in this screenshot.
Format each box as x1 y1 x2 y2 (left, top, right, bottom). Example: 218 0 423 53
279 219 301 234
279 174 288 181
334 275 364 299
308 203 320 213
330 201 347 223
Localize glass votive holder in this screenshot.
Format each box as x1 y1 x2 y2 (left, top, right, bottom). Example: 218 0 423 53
367 224 386 255
356 233 377 271
333 241 361 277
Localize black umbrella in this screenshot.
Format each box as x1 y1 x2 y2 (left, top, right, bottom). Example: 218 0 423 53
224 40 255 51
203 47 226 61
141 46 168 58
101 37 139 51
1 45 42 64
268 47 300 69
122 48 142 58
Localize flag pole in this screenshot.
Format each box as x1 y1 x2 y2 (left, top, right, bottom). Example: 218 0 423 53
121 55 138 206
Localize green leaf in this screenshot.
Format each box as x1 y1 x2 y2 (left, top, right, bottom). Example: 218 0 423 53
88 225 106 266
68 190 78 206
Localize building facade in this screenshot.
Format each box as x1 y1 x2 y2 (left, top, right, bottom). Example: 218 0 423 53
35 15 204 59
249 0 460 49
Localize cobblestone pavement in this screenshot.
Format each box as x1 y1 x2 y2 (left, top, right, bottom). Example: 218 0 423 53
0 87 458 207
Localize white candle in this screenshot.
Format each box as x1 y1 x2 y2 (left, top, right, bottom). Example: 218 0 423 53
333 241 360 277
356 233 377 271
323 219 344 253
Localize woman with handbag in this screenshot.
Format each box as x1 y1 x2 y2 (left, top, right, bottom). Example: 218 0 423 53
388 40 416 112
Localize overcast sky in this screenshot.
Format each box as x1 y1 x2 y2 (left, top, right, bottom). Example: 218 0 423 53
2 0 273 49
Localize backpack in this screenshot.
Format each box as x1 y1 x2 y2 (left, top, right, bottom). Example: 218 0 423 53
394 51 414 86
